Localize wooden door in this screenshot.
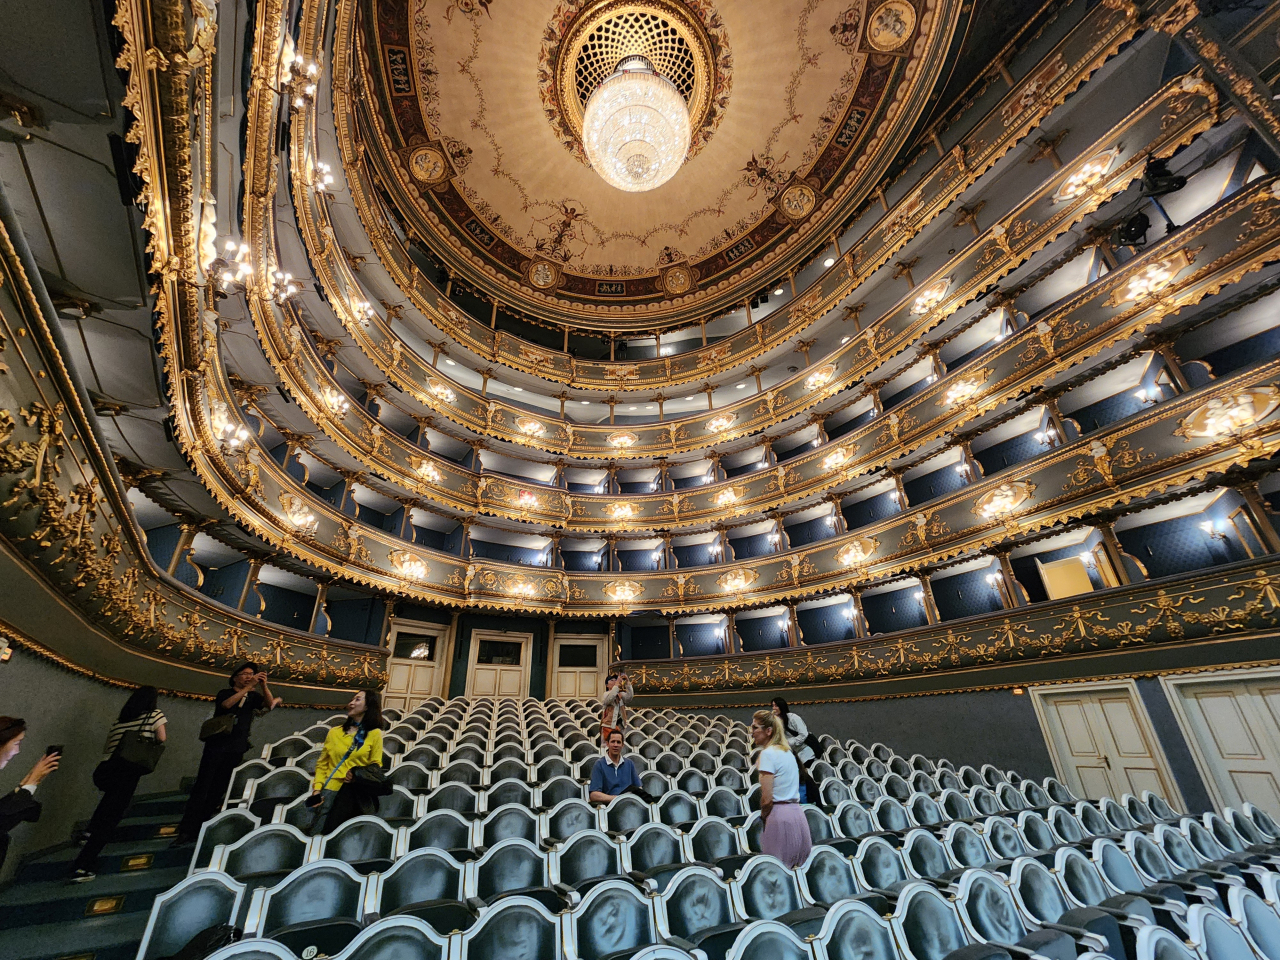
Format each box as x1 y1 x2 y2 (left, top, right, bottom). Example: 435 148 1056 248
1164 670 1280 815
466 631 530 698
382 624 447 712
1033 683 1182 805
552 636 604 699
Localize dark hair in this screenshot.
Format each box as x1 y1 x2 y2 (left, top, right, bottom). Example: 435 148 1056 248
606 672 619 684
229 662 260 683
0 717 25 748
607 728 624 742
343 689 385 734
119 687 159 723
771 697 790 720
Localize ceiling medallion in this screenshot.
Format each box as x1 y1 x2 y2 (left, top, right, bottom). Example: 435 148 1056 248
865 0 918 55
939 370 991 407
717 567 758 594
1054 148 1119 203
516 416 547 437
540 0 732 166
822 447 851 472
527 259 563 290
804 363 838 392
777 180 818 223
660 262 696 296
408 145 450 185
836 537 879 567
427 378 457 404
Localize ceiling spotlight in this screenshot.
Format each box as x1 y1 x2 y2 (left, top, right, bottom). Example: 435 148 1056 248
513 386 523 392
774 287 784 296
1115 212 1150 247
629 405 637 410
444 358 456 366
1141 158 1187 198
824 257 836 267
736 383 746 389
581 400 590 405
582 56 690 193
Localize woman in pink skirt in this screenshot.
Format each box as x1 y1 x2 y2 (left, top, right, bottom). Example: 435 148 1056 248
751 708 812 868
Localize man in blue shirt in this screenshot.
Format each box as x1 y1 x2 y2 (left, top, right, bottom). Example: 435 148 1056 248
589 729 643 803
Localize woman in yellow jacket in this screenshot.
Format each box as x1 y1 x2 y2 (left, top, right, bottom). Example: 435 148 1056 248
307 689 384 835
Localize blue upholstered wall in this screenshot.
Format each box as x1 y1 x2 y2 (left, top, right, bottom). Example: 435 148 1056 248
786 516 835 547
629 625 670 660
737 617 789 652
725 460 766 478
144 523 181 572
881 377 932 411
619 480 655 493
563 550 602 571
327 597 382 645
1186 323 1280 376
677 622 725 657
470 540 546 566
393 602 453 624
411 525 454 553
728 532 775 560
568 481 599 493
306 478 348 512
1117 513 1252 580
931 569 1004 621
618 548 661 571
903 464 969 506
1069 390 1148 434
200 560 251 609
843 491 901 531
797 605 856 645
974 432 1045 476
257 582 314 629
674 543 717 567
673 473 712 490
861 585 927 635
775 438 815 463
826 407 875 440
946 339 997 370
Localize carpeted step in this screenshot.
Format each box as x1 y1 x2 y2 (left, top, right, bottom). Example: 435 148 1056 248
0 910 151 960
17 838 194 884
0 866 186 930
125 792 189 819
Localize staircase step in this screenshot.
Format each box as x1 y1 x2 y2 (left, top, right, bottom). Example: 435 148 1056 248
0 866 186 930
82 813 184 844
0 910 151 960
17 838 194 884
126 794 188 819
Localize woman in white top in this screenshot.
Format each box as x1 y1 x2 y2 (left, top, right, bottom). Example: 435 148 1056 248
751 708 811 868
71 687 166 881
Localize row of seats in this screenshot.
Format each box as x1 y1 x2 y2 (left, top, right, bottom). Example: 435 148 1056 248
146 802 1280 960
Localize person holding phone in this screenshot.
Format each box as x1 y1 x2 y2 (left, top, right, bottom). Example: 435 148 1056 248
306 690 384 835
0 717 59 870
599 671 633 745
70 687 167 881
173 662 281 846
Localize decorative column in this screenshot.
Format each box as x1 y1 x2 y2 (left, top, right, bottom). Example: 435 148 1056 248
786 604 801 648
308 583 331 635
549 532 564 569
716 526 733 562
827 496 849 534
607 535 619 572
553 459 567 488
810 415 829 444
166 523 197 577
658 459 671 491
379 598 396 649
607 461 620 494
994 550 1028 606
709 452 726 482
1041 395 1070 444
890 471 908 509
1095 519 1138 585
850 589 869 638
725 612 739 654
544 619 557 699
762 438 777 466
1151 340 1191 393
1233 481 1280 553
662 532 676 569
771 514 791 549
460 519 474 559
236 558 264 613
667 617 677 659
959 440 983 479
917 571 941 625
870 385 884 417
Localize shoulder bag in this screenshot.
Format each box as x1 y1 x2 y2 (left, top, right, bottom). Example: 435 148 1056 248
115 729 165 773
199 713 236 742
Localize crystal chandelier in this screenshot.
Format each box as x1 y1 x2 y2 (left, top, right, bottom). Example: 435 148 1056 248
582 56 690 192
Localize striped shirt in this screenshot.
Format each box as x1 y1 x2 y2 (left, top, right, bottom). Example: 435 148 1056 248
102 710 166 762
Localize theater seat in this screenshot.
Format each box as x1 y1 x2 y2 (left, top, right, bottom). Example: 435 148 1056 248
137 873 245 960
192 809 259 873
375 849 471 934
656 866 748 960
220 825 310 896
568 879 666 960
320 816 398 874
248 860 368 958
954 867 1075 960
814 898 903 960
456 895 564 960
246 769 312 822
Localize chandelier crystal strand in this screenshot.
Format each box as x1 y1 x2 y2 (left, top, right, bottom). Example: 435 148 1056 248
583 57 691 192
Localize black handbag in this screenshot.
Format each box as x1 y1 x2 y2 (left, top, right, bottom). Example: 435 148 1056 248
198 714 236 742
348 763 392 797
115 730 165 773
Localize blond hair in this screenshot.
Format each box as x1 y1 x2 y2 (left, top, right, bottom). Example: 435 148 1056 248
752 709 789 751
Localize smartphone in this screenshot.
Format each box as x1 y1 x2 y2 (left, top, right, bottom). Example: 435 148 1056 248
45 745 64 757
304 793 324 808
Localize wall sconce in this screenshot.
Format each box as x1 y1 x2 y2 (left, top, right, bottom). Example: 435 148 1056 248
845 606 857 620
352 300 376 325
824 514 836 527
282 56 320 109
912 591 924 601
313 160 335 193
212 241 254 293
651 551 662 561
954 462 972 479
889 490 901 504
1033 425 1058 445
320 385 351 417
1199 520 1228 542
1078 551 1096 565
985 573 1000 586
1133 388 1158 405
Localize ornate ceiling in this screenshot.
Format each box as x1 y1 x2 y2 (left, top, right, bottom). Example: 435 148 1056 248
354 0 963 324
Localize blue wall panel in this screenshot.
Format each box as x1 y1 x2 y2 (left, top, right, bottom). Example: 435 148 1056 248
729 532 775 560
145 523 181 573
738 617 789 652
797 605 855 645
470 540 546 566
327 597 382 645
629 625 670 660
1187 323 1280 376
618 548 661 572
1117 514 1250 580
903 464 968 506
861 585 927 635
785 516 836 547
200 560 251 609
258 583 314 630
932 569 1004 622
1010 542 1107 603
974 432 1045 476
563 551 602 572
674 543 717 567
843 491 901 531
677 623 725 657
1069 391 1146 434
826 408 875 440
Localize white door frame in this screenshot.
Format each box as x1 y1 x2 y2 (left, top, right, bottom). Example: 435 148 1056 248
465 628 533 698
1030 678 1186 810
383 617 455 706
1160 665 1280 814
549 633 607 700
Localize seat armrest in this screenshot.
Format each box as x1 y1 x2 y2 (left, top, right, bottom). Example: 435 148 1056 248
552 882 582 906
465 896 487 913
1038 921 1109 953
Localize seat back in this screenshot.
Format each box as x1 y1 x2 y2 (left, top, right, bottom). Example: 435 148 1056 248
1043 778 1076 804
816 897 900 960
657 790 700 827
724 919 813 960
1055 847 1113 907
940 789 973 821
472 838 548 899
893 882 969 960
572 880 656 960
855 836 908 891
193 810 258 872
1189 901 1256 960
486 777 535 810
821 777 852 807
457 896 561 959
1133 925 1199 960
222 825 309 880
909 792 943 826
1092 838 1144 894
799 846 858 905
1022 780 1051 808
1011 857 1071 923
689 817 742 862
556 831 620 887
605 794 652 834
408 810 472 853
425 782 479 816
705 787 746 819
660 866 736 940
1049 806 1085 843
945 823 989 869
734 856 803 920
540 775 583 808
804 807 834 842
834 800 875 839
1017 812 1055 852
482 803 539 846
626 823 684 875
260 861 365 935
983 817 1026 859
871 796 910 832
1154 822 1203 872
377 849 465 911
955 868 1028 947
139 874 244 960
903 829 951 880
546 798 598 843
321 817 397 871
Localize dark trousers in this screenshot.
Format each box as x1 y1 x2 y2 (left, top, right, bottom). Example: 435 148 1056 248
74 760 143 870
308 783 366 836
177 743 244 839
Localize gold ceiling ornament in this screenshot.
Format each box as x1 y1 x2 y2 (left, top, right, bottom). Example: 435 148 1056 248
389 548 430 582
974 480 1036 521
822 446 852 472
804 363 838 392
409 456 442 484
717 567 758 594
408 145 451 185
660 262 695 296
426 378 457 404
1175 387 1280 440
606 501 636 521
608 430 640 448
712 485 745 508
911 277 951 315
516 416 547 437
939 370 991 407
527 259 562 290
208 398 250 449
603 578 644 611
705 412 735 433
516 488 541 513
541 0 730 165
836 537 879 568
1053 147 1120 203
278 493 319 536
865 0 919 54
1105 248 1195 305
319 384 351 417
